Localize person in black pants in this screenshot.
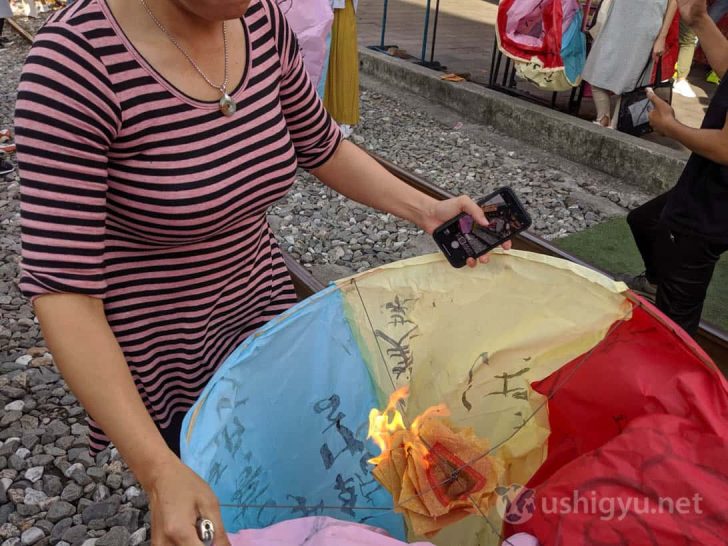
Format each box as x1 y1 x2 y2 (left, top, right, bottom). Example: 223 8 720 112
621 0 728 336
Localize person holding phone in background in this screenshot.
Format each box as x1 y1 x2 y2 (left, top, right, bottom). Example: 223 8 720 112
619 0 728 336
705 0 728 82
674 0 728 94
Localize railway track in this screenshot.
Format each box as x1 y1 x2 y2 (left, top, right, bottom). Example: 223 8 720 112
11 16 726 371
8 19 34 44
286 150 728 373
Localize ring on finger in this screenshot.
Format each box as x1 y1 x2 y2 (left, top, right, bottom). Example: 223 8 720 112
196 517 215 546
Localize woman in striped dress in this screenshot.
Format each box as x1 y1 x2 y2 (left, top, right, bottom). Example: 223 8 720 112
15 0 504 542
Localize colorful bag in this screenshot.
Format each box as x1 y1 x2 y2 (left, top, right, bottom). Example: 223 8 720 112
497 0 587 91
617 56 673 137
279 0 333 89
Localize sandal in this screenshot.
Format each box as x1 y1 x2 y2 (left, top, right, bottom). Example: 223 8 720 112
592 115 611 128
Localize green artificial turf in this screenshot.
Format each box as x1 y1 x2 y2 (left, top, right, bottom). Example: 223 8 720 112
553 216 728 331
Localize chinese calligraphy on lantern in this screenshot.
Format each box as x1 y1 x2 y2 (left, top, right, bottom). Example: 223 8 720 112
313 394 383 521
375 295 420 381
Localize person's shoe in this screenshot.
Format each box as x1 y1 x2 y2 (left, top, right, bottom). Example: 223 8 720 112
0 143 16 154
707 70 721 85
592 114 611 127
615 272 657 299
673 79 697 98
0 159 15 176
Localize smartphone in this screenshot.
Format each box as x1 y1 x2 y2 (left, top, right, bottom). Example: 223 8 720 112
433 187 532 268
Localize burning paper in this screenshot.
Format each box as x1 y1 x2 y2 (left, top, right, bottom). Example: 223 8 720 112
368 387 504 538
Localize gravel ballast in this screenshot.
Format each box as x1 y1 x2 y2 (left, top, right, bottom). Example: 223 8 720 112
270 74 651 281
0 13 652 546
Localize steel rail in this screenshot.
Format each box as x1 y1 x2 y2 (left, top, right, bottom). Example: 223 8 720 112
8 19 34 45
282 150 728 372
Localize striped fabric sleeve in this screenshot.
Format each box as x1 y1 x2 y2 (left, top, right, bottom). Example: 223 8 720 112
15 22 120 302
269 0 343 171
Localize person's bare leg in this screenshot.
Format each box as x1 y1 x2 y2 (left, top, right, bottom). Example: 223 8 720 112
609 95 622 129
592 85 612 127
591 86 612 127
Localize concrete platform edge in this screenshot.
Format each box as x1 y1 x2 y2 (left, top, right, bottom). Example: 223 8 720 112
359 48 689 193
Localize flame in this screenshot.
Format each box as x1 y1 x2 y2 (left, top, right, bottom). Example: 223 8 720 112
367 386 452 465
367 386 409 465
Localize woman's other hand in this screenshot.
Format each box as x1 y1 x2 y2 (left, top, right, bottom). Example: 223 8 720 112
677 0 709 26
423 195 513 268
32 293 231 546
647 87 678 136
142 455 231 546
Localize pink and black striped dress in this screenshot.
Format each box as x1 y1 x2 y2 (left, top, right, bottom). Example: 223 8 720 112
16 0 342 453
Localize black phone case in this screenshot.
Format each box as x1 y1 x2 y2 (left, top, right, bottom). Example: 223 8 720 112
432 187 532 268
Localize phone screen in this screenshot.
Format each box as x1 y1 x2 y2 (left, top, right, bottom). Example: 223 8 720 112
433 188 531 268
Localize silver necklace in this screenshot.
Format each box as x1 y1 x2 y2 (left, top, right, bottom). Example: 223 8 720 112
138 0 237 117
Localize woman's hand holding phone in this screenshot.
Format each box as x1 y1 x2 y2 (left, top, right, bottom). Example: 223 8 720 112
431 188 530 269
422 195 512 267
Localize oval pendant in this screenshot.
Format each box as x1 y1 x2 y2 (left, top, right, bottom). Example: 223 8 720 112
219 93 236 117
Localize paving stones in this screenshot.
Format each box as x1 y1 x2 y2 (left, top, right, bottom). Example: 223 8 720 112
44 420 70 441
66 464 92 487
14 356 31 367
18 527 43 546
20 435 39 451
23 467 43 483
3 401 24 412
5 489 23 506
128 527 146 546
92 484 110 503
22 488 47 507
0 412 22 427
0 440 20 458
16 504 40 518
81 497 121 525
0 388 24 401
60 525 87 545
27 455 52 468
104 474 121 491
50 518 73 543
46 501 76 523
105 509 140 533
95 526 129 546
0 523 20 540
60 482 83 504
